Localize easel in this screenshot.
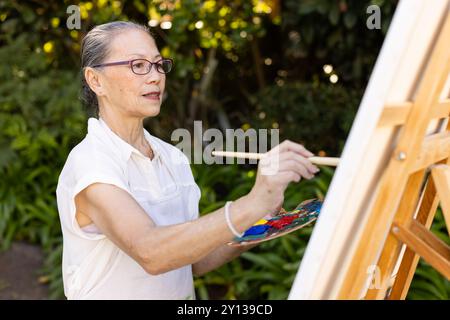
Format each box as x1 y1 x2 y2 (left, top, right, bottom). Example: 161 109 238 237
338 9 450 299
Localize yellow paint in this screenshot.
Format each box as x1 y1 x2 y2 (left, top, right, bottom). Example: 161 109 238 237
254 219 268 226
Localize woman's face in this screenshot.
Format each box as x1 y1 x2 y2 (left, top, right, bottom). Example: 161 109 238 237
94 28 166 118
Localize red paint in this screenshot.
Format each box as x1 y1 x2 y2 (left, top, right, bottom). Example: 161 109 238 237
267 215 296 229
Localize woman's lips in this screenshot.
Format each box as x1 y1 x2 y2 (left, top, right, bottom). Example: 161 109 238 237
142 92 160 100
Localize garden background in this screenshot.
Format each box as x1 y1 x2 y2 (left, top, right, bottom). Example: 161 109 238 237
0 0 449 299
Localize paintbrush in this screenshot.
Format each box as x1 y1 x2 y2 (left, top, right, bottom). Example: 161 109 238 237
211 151 339 167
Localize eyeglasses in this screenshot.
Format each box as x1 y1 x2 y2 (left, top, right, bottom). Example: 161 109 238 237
92 58 173 75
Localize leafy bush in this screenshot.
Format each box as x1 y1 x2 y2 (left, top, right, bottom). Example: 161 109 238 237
281 0 398 85
249 82 361 155
0 35 86 298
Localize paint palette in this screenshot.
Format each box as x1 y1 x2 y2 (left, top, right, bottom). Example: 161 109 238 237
227 198 322 247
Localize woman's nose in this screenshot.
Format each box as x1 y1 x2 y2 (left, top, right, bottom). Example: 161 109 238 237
144 67 162 84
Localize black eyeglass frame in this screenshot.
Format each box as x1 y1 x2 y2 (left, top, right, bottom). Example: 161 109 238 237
92 58 173 75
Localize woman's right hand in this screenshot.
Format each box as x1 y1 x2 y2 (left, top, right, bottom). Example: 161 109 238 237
248 140 319 217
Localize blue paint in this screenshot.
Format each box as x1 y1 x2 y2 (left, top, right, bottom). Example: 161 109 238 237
242 224 271 237
297 199 322 212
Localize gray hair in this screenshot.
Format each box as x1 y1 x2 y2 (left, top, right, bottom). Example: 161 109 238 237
80 21 154 116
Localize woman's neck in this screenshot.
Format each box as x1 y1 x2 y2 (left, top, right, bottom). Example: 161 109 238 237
98 110 153 159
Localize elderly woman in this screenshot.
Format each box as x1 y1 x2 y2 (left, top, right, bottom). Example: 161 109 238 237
56 21 319 300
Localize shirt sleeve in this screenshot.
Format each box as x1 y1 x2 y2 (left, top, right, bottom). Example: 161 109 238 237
57 147 131 241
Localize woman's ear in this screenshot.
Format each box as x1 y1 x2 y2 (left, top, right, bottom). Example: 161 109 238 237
84 67 104 97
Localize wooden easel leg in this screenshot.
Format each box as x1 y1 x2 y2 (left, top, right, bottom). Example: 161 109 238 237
389 165 450 292
365 170 426 299
387 177 440 299
431 165 450 237
391 221 450 279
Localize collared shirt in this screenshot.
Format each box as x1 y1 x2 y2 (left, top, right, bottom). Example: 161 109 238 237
56 117 201 299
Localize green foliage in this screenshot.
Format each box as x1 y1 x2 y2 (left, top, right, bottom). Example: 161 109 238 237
282 0 397 85
408 261 450 300
0 34 86 298
249 82 361 155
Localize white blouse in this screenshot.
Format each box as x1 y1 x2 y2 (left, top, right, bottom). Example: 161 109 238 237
56 117 201 299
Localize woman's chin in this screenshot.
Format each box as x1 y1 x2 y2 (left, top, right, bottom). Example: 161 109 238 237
127 101 161 118
142 104 161 117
